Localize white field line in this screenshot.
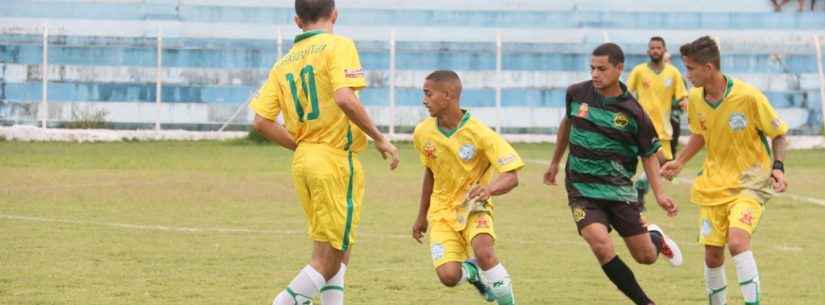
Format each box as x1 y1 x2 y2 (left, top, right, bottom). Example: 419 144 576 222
0 214 585 247
526 159 825 207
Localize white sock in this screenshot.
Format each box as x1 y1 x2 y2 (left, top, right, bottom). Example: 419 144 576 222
273 265 326 305
482 264 515 305
321 263 346 305
733 251 760 304
704 264 727 305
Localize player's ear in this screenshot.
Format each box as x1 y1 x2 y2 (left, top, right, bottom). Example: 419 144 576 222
617 62 624 72
330 9 338 24
294 16 303 29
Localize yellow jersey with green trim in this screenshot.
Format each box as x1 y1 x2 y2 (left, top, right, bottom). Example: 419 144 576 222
687 77 789 206
627 63 688 140
250 30 368 152
413 112 525 231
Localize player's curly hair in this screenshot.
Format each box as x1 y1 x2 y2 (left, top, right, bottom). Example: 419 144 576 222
680 36 721 70
295 0 335 23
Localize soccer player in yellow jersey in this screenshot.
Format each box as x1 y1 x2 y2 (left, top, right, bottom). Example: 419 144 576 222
411 70 524 305
661 36 789 305
627 36 688 162
249 1 400 304
627 37 689 210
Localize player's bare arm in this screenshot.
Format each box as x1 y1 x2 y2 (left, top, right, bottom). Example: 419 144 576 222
770 134 788 193
412 168 434 244
544 117 571 185
253 114 298 151
468 170 519 202
334 87 400 170
661 133 705 180
642 154 678 217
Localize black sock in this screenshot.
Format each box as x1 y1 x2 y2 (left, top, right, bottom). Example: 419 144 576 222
649 230 663 254
601 256 653 305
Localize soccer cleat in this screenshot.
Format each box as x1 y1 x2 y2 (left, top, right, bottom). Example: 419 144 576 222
464 259 495 302
648 224 683 267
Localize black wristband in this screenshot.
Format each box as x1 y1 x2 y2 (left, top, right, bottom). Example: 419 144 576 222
772 160 784 173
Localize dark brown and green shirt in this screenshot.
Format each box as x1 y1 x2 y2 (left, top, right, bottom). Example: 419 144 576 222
564 80 661 203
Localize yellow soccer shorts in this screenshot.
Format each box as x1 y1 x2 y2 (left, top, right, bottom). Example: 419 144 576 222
429 212 496 268
291 143 364 251
698 197 764 247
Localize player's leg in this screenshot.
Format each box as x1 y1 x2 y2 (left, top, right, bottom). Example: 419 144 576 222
572 199 653 305
616 201 682 266
468 213 509 304
727 199 765 305
700 204 731 305
431 220 472 287
320 156 364 305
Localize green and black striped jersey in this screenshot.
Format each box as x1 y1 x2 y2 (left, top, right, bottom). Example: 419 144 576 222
564 80 661 203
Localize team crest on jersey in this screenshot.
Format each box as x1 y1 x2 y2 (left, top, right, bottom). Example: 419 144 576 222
572 207 586 222
728 112 748 131
423 141 437 160
458 144 476 161
613 113 629 129
577 103 590 118
664 78 673 87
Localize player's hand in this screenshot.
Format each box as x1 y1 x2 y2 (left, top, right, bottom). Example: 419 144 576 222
467 185 491 202
412 217 428 244
543 163 560 185
771 169 788 193
679 99 688 111
660 160 683 181
655 193 678 217
375 139 400 170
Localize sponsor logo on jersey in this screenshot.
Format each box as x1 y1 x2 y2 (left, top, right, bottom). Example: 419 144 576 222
344 68 364 79
577 103 589 118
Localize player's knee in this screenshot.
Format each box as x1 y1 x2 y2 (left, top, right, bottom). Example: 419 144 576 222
727 238 750 255
705 253 724 268
437 272 462 287
585 237 613 260
474 250 497 267
633 250 657 265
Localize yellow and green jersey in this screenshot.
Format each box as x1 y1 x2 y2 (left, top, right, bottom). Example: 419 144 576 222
564 81 662 203
250 30 368 152
687 77 789 206
627 63 688 140
413 112 525 231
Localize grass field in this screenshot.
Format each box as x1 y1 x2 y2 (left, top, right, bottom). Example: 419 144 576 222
1 140 824 305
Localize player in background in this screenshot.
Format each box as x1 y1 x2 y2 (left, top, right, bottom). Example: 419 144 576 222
544 43 682 305
250 1 400 304
662 36 789 305
626 37 688 208
412 70 524 305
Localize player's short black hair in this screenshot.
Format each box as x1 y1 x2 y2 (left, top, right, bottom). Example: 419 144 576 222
426 70 463 98
592 43 625 66
650 36 666 48
295 0 335 23
680 36 721 70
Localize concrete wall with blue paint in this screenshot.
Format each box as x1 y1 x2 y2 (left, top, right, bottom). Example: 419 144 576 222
0 0 823 132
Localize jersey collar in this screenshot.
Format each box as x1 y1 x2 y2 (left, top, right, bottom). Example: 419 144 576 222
437 110 471 138
702 75 734 109
294 30 325 43
596 81 631 104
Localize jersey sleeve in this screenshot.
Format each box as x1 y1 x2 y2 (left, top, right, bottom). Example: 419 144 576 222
687 93 704 136
752 92 789 138
635 109 662 157
328 38 367 92
481 129 525 173
249 67 282 121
